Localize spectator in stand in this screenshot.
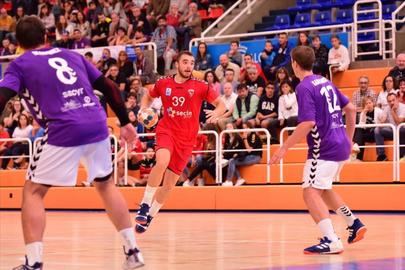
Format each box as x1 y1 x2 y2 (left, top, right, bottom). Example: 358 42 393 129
91 12 111 47
54 30 72 49
181 132 208 187
151 16 177 75
147 0 170 26
12 1 38 16
267 33 292 82
138 147 157 184
0 8 14 41
13 6 26 26
176 2 201 50
254 83 279 143
195 41 212 71
388 53 405 81
103 0 126 19
38 4 55 35
274 67 291 96
328 35 350 74
260 40 276 81
204 70 221 95
109 11 128 37
128 78 146 102
29 119 45 143
0 120 11 157
171 0 189 15
227 40 242 67
134 46 157 84
1 114 32 170
240 54 265 83
220 68 238 94
166 3 181 28
106 64 127 100
352 97 384 161
352 76 377 119
399 78 405 104
233 84 259 128
245 65 266 97
128 110 145 134
71 29 91 49
55 15 72 41
127 5 152 38
221 122 245 186
84 51 96 65
215 54 240 83
297 31 310 46
278 80 298 132
86 1 99 24
311 35 329 77
0 38 15 56
108 26 130 45
117 51 134 78
217 82 238 130
374 93 405 161
223 122 262 187
75 11 91 38
378 75 398 110
97 48 117 74
126 92 140 115
131 29 149 44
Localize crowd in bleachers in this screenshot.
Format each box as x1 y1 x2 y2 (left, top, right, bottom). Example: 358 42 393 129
0 0 404 186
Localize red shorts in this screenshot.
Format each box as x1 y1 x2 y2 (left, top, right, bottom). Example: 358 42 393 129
155 132 194 175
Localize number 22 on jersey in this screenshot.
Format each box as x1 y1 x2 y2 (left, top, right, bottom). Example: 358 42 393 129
320 85 341 113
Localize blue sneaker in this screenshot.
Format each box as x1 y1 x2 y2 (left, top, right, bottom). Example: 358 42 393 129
13 256 43 270
135 203 150 225
135 215 153 234
304 237 344 255
347 218 367 244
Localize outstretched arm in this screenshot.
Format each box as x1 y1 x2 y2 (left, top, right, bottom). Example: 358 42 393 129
139 88 155 111
206 96 226 123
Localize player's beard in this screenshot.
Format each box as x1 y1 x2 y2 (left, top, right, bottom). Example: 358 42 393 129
178 69 192 80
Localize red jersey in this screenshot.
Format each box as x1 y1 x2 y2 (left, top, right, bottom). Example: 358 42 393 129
149 76 219 146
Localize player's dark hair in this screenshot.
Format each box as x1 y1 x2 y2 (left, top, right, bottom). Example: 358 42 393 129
176 51 194 62
16 15 46 49
291 46 315 71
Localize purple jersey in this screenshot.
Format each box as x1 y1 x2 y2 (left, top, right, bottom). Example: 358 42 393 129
0 47 108 147
296 74 350 161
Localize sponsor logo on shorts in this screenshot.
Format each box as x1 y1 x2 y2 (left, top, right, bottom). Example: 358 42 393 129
61 100 82 112
165 87 172 96
83 96 96 107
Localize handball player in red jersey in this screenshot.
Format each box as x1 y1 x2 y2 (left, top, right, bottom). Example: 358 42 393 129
135 51 226 233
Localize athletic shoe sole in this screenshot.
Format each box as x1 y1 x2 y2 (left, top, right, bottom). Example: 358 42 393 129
349 227 367 244
135 215 148 225
303 249 344 255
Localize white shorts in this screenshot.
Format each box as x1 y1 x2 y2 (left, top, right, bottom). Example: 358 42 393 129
27 138 113 186
302 159 345 190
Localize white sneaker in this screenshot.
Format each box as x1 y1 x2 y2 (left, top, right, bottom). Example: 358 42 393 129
182 180 194 187
235 178 246 186
197 178 205 186
123 247 144 269
221 180 233 187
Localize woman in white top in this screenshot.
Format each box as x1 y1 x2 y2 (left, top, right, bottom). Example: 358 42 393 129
353 97 384 161
328 35 350 74
377 75 397 110
1 114 33 169
278 80 298 133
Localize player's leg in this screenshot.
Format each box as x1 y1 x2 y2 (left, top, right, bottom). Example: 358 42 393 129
302 159 343 255
136 148 171 224
83 138 144 269
17 181 50 269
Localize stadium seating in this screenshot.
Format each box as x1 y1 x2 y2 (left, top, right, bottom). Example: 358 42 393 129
288 0 313 12
336 9 353 24
293 13 312 28
313 10 333 26
271 15 291 30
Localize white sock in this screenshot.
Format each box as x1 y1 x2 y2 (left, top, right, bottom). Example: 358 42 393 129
149 201 163 217
25 242 43 265
336 205 356 226
141 185 157 206
317 218 339 242
119 228 137 252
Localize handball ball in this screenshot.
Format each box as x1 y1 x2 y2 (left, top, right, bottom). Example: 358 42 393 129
139 108 158 129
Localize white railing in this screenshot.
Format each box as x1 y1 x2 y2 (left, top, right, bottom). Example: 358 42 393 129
218 128 271 183
215 0 259 37
279 123 398 183
201 0 244 38
397 123 405 182
0 138 32 160
388 1 405 58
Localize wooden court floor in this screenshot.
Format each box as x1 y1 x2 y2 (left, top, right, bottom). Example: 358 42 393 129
0 211 404 270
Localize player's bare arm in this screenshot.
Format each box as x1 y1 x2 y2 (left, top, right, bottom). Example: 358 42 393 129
270 121 315 164
139 88 155 112
206 96 226 123
342 102 356 142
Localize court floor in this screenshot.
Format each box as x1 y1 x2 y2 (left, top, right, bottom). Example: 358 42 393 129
0 211 404 270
